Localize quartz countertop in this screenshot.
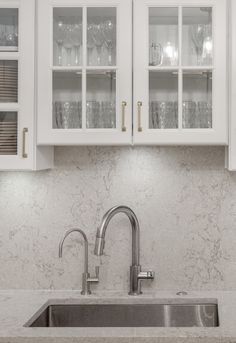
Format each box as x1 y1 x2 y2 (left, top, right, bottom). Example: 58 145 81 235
0 290 236 343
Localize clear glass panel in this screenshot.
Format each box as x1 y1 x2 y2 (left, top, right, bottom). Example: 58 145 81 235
182 71 212 128
149 8 178 66
0 112 17 155
149 71 178 129
0 9 18 51
87 8 116 66
0 61 18 103
86 70 116 128
52 71 82 129
53 8 83 67
182 7 212 66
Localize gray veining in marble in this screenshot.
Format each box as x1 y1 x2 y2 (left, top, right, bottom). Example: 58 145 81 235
0 146 236 291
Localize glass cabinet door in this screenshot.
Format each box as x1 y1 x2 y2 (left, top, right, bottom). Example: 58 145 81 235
0 10 18 158
0 0 39 170
134 0 227 145
38 0 132 145
0 9 18 52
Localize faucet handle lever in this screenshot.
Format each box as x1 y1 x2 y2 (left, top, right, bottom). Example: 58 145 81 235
87 266 99 283
138 270 155 280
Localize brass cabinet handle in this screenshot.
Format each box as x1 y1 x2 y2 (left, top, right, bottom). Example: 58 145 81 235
121 101 127 132
137 101 142 132
22 128 28 158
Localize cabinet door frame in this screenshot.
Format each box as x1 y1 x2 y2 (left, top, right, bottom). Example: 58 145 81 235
0 0 35 170
227 0 236 170
133 0 228 145
37 0 132 146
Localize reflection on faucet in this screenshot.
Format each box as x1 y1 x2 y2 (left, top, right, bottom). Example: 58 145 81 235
94 206 154 295
59 228 99 295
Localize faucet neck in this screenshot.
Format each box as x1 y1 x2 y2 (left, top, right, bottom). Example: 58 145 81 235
97 206 140 266
59 228 89 273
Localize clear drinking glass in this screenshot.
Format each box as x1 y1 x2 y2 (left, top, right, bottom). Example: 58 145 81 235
182 71 212 128
86 70 116 128
182 7 212 66
53 71 82 129
197 101 212 128
54 101 82 129
149 7 178 66
149 71 178 129
182 101 197 128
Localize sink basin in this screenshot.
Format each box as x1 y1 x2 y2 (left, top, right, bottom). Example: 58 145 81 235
25 299 219 327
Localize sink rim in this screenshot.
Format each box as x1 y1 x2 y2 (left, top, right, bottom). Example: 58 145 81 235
24 297 218 328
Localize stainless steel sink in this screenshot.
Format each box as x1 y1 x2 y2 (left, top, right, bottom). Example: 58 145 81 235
25 300 219 327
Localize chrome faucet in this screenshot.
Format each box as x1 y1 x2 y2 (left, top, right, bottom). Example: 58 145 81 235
94 206 154 295
59 228 99 295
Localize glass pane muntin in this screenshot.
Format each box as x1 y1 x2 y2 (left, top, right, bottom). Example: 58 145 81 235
52 6 118 130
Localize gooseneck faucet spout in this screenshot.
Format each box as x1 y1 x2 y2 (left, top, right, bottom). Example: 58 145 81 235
94 206 154 295
59 228 99 295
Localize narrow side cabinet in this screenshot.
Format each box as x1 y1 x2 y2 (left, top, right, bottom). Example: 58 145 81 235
0 0 53 170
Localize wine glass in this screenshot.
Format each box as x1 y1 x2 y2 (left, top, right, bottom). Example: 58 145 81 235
64 22 73 66
91 24 104 66
72 22 82 65
54 17 65 66
87 24 95 65
190 24 205 65
102 20 116 65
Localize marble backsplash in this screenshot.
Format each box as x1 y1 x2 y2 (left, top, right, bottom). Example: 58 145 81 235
1 146 236 292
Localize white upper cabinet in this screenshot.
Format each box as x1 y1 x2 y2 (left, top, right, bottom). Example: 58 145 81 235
133 0 228 145
0 0 53 170
37 0 132 145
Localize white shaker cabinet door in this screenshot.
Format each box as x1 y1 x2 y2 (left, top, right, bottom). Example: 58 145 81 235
0 0 53 170
133 0 228 145
37 0 132 146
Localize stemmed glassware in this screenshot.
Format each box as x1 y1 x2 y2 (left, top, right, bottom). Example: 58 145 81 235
191 24 205 65
87 24 95 65
54 15 116 66
54 17 65 66
191 24 212 65
90 23 105 65
72 22 82 65
102 20 116 66
54 16 82 66
64 22 74 66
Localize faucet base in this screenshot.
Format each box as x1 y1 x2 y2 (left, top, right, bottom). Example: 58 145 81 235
128 291 143 296
81 290 92 295
129 265 142 295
